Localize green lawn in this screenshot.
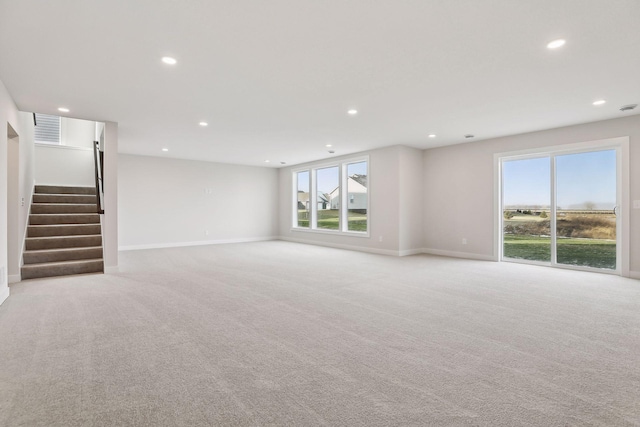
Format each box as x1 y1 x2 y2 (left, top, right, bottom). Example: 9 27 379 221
503 234 616 270
297 209 367 231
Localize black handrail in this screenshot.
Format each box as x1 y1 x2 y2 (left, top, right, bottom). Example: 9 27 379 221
93 140 104 214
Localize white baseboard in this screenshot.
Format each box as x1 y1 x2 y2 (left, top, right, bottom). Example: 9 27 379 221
279 236 400 256
0 286 9 306
421 248 496 262
8 274 21 284
399 248 424 257
630 271 640 280
119 236 278 251
104 266 120 274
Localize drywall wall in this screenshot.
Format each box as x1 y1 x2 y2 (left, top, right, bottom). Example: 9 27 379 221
103 121 118 270
278 145 424 256
398 146 424 254
0 78 20 304
423 114 640 276
118 154 278 249
60 117 95 148
34 144 94 186
14 112 35 281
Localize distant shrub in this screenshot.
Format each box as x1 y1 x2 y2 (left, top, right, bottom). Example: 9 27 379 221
504 211 515 219
540 211 548 219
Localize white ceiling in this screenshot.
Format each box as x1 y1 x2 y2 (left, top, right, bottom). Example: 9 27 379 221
1 0 639 167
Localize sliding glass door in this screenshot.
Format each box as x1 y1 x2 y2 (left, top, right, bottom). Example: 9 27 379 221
555 150 617 270
501 148 619 273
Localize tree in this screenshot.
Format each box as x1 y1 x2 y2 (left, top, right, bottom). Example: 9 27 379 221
584 201 596 210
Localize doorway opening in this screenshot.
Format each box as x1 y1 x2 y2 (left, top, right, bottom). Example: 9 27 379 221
496 138 629 276
7 123 20 281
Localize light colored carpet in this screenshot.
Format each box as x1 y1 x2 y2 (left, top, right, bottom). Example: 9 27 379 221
1 241 639 426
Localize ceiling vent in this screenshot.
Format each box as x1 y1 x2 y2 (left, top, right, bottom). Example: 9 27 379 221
620 104 637 112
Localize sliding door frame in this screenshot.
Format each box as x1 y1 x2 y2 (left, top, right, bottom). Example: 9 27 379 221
493 136 630 277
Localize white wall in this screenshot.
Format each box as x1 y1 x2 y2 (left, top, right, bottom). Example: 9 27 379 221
423 114 640 276
34 144 94 186
118 154 279 250
278 145 424 256
60 117 95 148
103 121 118 271
398 146 424 255
0 78 21 304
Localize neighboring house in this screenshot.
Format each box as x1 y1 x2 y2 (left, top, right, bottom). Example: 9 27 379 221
329 175 367 210
297 191 310 210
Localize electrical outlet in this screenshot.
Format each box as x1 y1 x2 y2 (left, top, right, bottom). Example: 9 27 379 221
205 230 210 236
462 238 468 245
21 198 25 207
378 236 383 242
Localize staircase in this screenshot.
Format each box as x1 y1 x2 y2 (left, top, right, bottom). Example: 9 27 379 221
21 185 104 280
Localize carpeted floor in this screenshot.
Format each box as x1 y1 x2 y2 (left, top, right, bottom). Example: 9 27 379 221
1 241 639 426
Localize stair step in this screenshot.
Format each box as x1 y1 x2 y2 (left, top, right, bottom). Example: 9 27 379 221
23 246 103 264
26 235 102 250
21 259 104 280
35 185 96 195
27 224 101 237
29 214 100 225
33 194 97 204
31 203 97 214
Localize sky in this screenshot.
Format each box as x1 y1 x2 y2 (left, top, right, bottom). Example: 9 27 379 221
503 149 616 209
297 161 367 194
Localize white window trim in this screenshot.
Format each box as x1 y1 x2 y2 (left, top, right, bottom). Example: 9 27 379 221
292 155 370 237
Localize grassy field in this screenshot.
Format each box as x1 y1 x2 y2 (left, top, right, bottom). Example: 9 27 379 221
297 209 367 231
503 235 616 270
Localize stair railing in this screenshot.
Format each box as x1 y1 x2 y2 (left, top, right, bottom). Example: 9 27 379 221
93 140 105 214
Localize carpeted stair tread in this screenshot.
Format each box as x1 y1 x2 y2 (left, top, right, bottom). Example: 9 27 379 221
33 194 97 204
21 259 104 280
28 223 101 237
23 246 104 264
34 185 96 195
29 213 100 224
22 184 104 280
26 234 102 250
31 203 97 214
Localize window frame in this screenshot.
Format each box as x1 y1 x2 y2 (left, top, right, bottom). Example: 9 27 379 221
291 155 370 237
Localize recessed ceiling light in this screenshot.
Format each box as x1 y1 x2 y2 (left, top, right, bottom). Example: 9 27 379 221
58 107 69 113
162 56 177 65
428 134 437 138
326 144 332 147
547 39 566 49
347 109 358 115
592 100 606 106
162 148 169 152
264 160 270 163
199 121 208 127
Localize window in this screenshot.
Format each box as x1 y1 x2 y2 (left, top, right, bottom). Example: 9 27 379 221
316 166 340 230
34 113 61 144
346 161 368 232
296 171 310 228
292 157 368 235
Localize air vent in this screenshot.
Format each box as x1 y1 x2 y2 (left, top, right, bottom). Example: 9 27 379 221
620 104 637 112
